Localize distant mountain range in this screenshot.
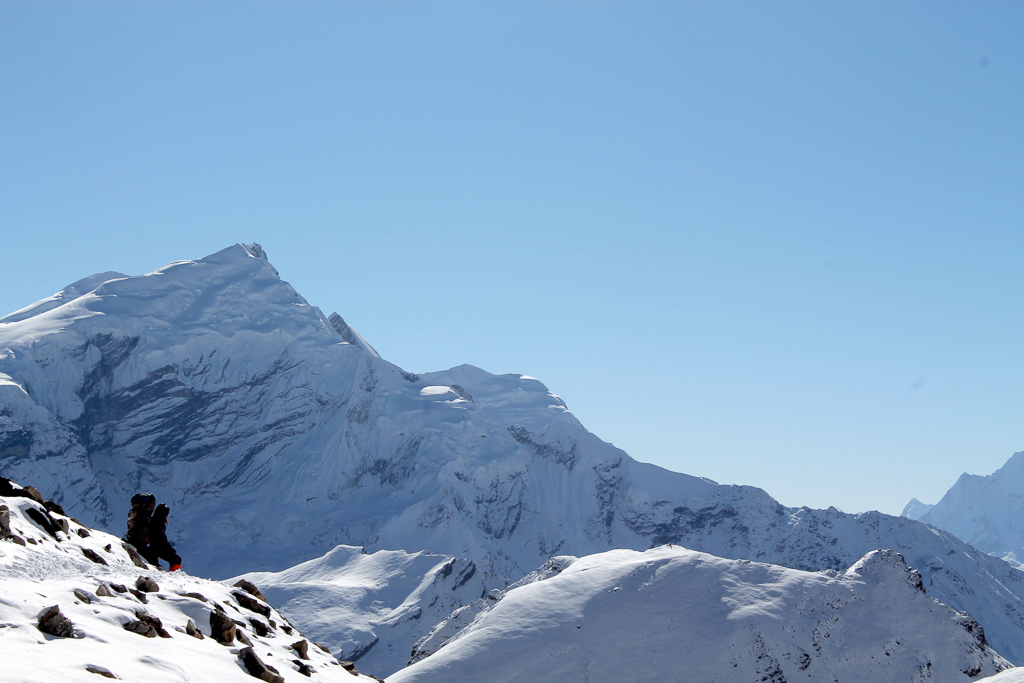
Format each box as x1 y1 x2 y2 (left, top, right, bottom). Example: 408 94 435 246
2 243 1024 666
905 451 1024 568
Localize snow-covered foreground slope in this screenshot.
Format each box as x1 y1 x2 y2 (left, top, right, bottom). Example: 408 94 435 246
2 244 1024 664
237 545 486 678
391 546 1011 683
0 483 378 683
906 451 1024 569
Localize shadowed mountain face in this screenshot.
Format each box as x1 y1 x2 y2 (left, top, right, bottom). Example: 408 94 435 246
2 243 1024 663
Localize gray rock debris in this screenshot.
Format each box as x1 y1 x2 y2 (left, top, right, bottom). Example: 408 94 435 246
37 605 74 638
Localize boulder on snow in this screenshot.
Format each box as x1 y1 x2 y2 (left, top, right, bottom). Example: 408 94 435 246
84 665 117 679
232 590 271 617
135 576 159 593
234 579 268 602
25 506 61 539
210 609 237 645
82 548 108 566
185 618 204 639
73 588 93 604
0 506 9 539
238 647 284 683
291 639 309 660
123 620 157 638
96 583 113 598
121 542 148 569
37 605 74 638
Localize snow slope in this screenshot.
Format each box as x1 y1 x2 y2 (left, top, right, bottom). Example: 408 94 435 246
2 244 1024 664
907 451 1024 568
237 545 486 678
390 546 1011 683
0 483 378 683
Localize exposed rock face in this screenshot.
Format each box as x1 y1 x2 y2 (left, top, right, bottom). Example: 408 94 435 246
37 605 73 638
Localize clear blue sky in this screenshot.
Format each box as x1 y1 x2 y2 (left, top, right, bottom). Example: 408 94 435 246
2 2 1022 515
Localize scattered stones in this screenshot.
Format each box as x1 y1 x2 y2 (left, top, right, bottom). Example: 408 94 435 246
135 610 171 638
250 618 270 637
210 609 237 645
37 605 74 638
73 589 93 604
236 629 253 646
291 639 309 660
76 528 91 538
292 660 313 677
135 576 159 593
121 543 147 569
234 579 268 602
82 548 109 566
84 664 117 679
238 647 284 683
128 588 148 604
232 591 271 617
185 618 204 639
96 584 113 598
109 583 128 594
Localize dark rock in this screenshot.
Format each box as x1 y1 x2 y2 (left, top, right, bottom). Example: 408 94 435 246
232 591 271 617
128 588 148 604
43 500 66 516
121 543 148 568
22 485 44 503
82 548 109 566
26 537 37 545
84 665 117 679
103 544 112 552
96 584 113 598
339 661 359 673
109 583 128 593
135 611 171 638
25 506 60 539
0 507 10 539
76 528 90 538
250 618 270 637
176 591 208 602
316 642 331 653
10 535 25 546
210 609 237 645
135 576 159 593
185 618 204 639
236 629 253 646
292 660 313 677
38 605 74 638
291 639 309 660
123 620 156 638
281 624 293 635
234 579 268 602
73 589 92 604
238 647 284 683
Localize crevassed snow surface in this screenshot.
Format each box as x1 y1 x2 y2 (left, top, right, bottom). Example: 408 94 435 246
391 546 1011 683
3 243 1024 665
0 491 376 683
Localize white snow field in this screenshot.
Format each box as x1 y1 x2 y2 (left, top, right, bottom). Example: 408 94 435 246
391 546 1011 683
237 545 486 677
906 451 1024 569
0 486 378 683
3 243 1024 667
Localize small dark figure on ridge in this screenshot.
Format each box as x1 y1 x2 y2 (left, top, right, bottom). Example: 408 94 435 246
125 493 182 572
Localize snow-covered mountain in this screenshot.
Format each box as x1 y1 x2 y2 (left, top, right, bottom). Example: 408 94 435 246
2 243 1024 665
237 545 486 677
389 546 1011 683
905 451 1024 568
0 478 378 683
